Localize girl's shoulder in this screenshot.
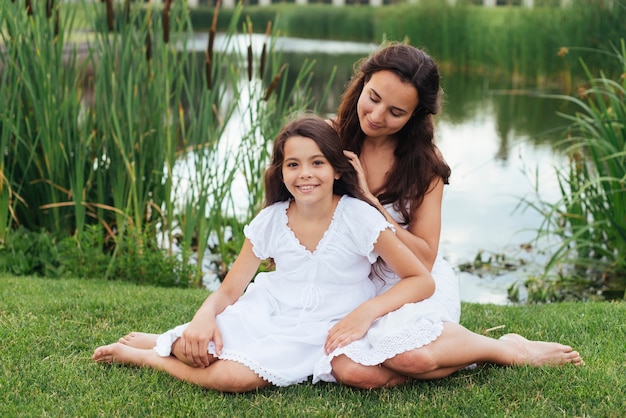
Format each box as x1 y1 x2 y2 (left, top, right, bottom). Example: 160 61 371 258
248 200 289 228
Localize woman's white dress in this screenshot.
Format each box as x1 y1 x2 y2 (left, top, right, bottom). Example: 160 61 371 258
313 203 461 383
153 195 390 387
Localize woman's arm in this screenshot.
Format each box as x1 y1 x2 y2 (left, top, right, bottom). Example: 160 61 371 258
324 228 435 353
180 239 261 367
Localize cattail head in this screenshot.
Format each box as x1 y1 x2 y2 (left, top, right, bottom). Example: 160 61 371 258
264 64 287 101
259 21 272 79
105 0 114 32
162 0 171 44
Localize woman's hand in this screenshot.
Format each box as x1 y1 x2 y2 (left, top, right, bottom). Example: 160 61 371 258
343 150 374 200
324 308 375 354
179 315 222 368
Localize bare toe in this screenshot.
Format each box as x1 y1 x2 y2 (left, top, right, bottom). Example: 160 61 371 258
119 332 159 349
93 344 116 363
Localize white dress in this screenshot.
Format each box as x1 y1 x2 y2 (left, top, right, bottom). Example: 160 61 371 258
313 203 461 383
153 195 390 387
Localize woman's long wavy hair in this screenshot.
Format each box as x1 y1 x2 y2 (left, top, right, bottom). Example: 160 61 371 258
333 42 451 225
264 114 369 207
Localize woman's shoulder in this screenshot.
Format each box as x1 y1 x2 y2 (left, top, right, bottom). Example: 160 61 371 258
339 196 385 222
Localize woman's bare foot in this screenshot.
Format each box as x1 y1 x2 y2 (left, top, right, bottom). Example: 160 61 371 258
499 333 584 366
93 342 155 367
119 332 159 349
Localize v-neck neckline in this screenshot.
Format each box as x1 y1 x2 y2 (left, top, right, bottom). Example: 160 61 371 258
283 195 345 255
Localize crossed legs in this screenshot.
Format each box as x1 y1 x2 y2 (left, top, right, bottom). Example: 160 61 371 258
93 333 269 393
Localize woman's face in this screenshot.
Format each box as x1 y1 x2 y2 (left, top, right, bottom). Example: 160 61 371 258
357 70 418 139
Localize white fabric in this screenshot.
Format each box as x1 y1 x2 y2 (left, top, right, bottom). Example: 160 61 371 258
313 203 461 383
154 195 391 387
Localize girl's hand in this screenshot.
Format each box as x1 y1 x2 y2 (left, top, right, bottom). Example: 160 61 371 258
343 150 374 200
179 316 222 368
324 309 375 354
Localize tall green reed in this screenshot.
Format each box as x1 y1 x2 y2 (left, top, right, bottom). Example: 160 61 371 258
0 1 334 285
523 40 626 301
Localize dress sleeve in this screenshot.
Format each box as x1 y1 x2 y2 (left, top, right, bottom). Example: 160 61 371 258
342 197 394 263
243 203 281 260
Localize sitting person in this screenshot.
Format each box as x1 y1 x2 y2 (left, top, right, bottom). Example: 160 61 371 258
313 43 583 389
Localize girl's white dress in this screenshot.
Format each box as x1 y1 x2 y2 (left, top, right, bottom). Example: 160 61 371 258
153 195 390 387
313 203 461 383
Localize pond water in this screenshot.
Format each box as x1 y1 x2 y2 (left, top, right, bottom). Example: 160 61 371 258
191 34 576 304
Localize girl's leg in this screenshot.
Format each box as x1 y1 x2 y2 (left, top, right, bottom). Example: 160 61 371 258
330 355 408 389
120 331 216 368
384 323 583 380
93 343 269 393
119 332 159 349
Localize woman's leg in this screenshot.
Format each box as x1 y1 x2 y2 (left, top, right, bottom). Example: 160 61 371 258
93 342 269 393
331 322 583 389
384 323 583 380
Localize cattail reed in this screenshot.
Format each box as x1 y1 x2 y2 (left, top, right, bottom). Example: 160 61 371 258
145 6 153 62
264 64 286 101
247 18 253 82
205 0 220 90
124 0 131 24
259 21 271 79
46 0 54 18
162 0 171 45
105 0 114 32
146 32 153 62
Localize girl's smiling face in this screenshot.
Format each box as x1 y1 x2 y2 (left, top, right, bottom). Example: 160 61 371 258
282 135 340 204
357 70 419 139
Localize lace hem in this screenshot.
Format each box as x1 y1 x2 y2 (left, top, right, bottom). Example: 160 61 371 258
313 320 444 383
215 349 308 387
153 323 188 357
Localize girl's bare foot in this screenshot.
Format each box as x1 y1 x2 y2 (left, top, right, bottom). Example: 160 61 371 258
499 333 584 366
119 332 159 349
93 342 155 367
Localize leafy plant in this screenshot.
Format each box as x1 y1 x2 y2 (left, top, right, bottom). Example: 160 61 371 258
521 40 626 302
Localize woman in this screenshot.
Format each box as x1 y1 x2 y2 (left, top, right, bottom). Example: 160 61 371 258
313 43 583 389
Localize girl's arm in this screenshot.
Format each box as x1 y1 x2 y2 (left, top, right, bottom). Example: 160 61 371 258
344 149 443 270
180 238 261 367
324 228 435 354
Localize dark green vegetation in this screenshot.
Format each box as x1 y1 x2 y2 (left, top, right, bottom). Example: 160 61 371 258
193 0 624 87
1 275 624 417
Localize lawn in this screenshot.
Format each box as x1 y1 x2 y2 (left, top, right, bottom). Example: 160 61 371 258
1 275 624 417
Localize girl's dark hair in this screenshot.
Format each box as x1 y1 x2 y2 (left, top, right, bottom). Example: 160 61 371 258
264 114 369 207
334 42 451 225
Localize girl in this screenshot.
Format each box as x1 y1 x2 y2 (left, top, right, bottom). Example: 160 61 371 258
313 43 583 388
92 115 435 392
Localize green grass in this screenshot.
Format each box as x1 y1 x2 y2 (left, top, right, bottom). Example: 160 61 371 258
1 276 624 417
